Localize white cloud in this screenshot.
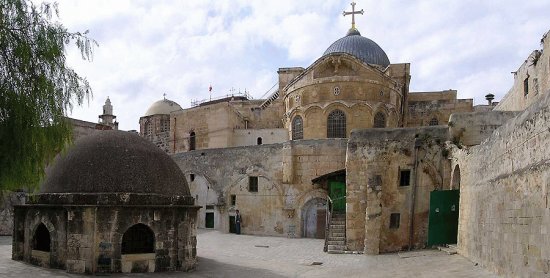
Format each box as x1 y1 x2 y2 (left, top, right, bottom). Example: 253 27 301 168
54 0 550 130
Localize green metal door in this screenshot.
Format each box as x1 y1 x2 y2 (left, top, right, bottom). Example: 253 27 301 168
205 212 214 228
229 216 236 233
427 190 459 246
329 181 346 212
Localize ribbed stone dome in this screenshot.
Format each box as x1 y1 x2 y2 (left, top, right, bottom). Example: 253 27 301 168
323 29 390 68
40 130 190 196
144 98 182 117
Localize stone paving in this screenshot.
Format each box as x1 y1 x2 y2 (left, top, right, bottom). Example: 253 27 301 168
0 229 499 277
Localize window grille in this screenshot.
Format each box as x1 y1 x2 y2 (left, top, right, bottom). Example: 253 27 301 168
373 112 386 128
429 118 438 126
327 109 346 138
121 224 155 254
292 116 303 140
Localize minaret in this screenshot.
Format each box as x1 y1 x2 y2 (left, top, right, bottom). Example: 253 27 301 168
99 97 119 130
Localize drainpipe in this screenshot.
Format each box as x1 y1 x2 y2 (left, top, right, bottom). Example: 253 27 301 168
408 138 422 251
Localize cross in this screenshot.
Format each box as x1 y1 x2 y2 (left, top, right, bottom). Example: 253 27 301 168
163 93 167 99
342 2 364 30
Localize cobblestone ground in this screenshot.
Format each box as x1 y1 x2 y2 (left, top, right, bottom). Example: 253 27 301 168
0 229 499 277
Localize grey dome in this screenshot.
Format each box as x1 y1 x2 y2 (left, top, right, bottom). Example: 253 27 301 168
40 130 190 196
323 29 390 68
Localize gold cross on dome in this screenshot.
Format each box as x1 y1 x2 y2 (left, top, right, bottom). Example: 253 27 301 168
343 2 364 30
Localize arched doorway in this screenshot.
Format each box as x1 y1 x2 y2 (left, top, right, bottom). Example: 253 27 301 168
120 223 155 273
121 224 155 254
33 223 51 252
302 198 327 239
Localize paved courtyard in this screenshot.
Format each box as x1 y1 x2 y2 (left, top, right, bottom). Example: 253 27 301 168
0 229 498 277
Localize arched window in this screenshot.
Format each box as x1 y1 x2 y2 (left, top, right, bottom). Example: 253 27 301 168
121 224 155 254
189 131 196 151
144 121 152 136
292 116 303 140
33 223 50 252
327 109 346 138
257 137 263 145
429 118 439 126
373 112 386 128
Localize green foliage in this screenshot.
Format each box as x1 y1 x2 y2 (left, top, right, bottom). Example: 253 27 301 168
0 0 97 191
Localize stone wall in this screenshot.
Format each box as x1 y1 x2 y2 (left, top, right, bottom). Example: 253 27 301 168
346 126 449 253
448 111 520 146
454 92 550 277
406 90 473 127
171 139 347 238
496 30 550 111
0 192 25 235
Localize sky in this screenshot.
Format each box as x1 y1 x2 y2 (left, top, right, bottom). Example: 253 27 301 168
53 0 550 131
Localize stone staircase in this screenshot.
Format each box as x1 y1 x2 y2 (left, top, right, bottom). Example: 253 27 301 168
326 212 346 254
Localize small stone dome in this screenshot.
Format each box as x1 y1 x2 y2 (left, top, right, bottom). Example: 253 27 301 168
40 130 190 196
144 98 182 117
323 29 390 68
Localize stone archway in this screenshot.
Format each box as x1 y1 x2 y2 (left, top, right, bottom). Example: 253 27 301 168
32 223 51 252
301 197 327 239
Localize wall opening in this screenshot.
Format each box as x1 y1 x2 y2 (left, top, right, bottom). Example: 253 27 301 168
257 137 263 145
327 109 346 138
248 176 258 192
205 212 214 229
230 194 236 206
32 223 51 252
374 112 386 128
399 169 411 187
389 213 400 229
451 165 461 190
189 131 196 151
292 116 303 140
301 198 327 239
121 224 155 254
429 118 439 126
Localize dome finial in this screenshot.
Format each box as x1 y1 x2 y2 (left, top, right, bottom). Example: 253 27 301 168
342 2 364 32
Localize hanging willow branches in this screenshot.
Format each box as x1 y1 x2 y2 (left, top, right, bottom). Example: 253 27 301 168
0 0 97 191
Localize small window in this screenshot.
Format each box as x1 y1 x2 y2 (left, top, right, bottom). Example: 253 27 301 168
390 213 400 229
374 112 386 128
257 137 262 145
428 118 438 126
524 77 529 96
230 194 236 206
399 170 411 187
205 205 214 210
189 131 196 151
292 116 303 140
190 174 195 182
327 109 346 138
249 176 258 192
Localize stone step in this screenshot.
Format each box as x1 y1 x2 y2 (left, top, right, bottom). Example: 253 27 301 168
327 236 345 241
330 232 345 237
330 224 345 229
330 229 345 234
330 221 345 225
437 246 457 255
327 240 345 245
327 245 345 251
327 249 344 254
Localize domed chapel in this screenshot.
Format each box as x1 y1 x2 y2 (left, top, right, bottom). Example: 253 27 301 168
12 131 199 274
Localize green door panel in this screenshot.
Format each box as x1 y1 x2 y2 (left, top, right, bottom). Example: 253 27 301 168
329 181 346 212
427 190 460 246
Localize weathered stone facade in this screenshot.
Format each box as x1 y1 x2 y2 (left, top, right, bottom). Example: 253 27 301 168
346 127 450 253
12 131 198 274
452 91 550 277
0 192 25 235
496 30 550 111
